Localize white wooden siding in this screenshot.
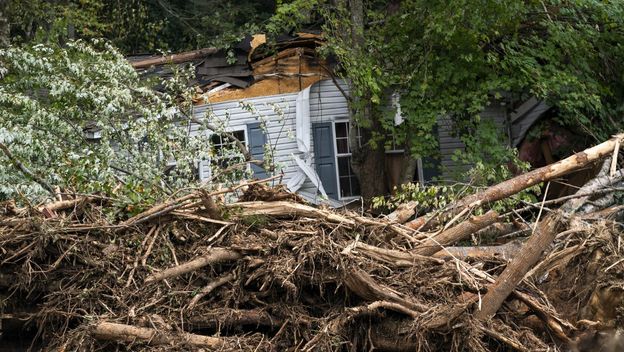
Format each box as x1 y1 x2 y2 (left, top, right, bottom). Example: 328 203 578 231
192 92 301 183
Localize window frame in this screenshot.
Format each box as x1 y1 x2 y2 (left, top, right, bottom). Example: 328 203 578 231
332 119 361 200
202 127 249 180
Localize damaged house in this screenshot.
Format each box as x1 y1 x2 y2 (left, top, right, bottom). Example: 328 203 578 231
129 33 548 205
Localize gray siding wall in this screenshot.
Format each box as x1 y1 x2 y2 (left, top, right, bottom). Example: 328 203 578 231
191 79 351 200
301 79 351 197
191 92 300 183
438 102 509 180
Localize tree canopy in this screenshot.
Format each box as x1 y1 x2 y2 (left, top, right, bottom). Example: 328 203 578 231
3 0 275 53
0 40 212 207
267 0 624 197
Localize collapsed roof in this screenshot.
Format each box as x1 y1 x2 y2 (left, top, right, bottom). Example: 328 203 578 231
128 32 333 104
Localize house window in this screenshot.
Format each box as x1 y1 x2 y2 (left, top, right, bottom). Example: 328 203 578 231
210 130 247 169
334 121 361 198
385 133 404 154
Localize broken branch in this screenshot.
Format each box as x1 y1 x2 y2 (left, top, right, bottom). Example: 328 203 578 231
145 248 241 284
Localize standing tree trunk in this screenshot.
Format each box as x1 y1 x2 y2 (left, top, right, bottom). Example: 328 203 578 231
344 0 387 203
398 154 418 186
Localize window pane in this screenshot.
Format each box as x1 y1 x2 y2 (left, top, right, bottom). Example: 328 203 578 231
338 157 350 176
336 138 349 154
211 130 246 170
232 130 246 143
211 134 223 146
339 176 351 197
335 122 348 138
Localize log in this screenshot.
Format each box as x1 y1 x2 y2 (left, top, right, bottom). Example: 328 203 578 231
130 47 218 69
406 133 624 230
145 248 241 284
228 201 356 225
560 168 624 215
344 268 428 312
92 322 225 347
386 201 418 223
342 242 445 266
187 272 236 309
36 197 91 213
475 212 563 320
412 210 499 257
580 205 624 220
433 241 523 261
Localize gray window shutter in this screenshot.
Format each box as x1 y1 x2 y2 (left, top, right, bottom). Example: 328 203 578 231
246 122 268 179
312 122 339 199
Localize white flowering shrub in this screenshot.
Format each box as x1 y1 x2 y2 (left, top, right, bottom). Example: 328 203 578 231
0 40 213 207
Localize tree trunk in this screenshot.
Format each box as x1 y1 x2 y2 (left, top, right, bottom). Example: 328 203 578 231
92 322 225 348
398 155 418 186
475 212 563 320
340 0 388 203
406 133 624 230
353 140 387 202
412 210 499 256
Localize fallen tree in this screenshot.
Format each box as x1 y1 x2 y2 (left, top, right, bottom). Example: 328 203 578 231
1 134 623 351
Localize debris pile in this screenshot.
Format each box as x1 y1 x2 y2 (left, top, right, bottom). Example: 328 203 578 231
1 135 624 351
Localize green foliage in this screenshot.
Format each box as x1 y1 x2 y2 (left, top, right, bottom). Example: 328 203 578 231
0 40 211 205
6 0 275 54
373 178 539 216
273 0 624 160
450 117 529 184
371 182 459 213
373 122 539 214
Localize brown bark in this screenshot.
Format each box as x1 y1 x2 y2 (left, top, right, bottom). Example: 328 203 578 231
406 133 624 230
92 322 224 347
344 268 427 312
432 241 523 261
145 248 241 284
343 241 445 266
228 201 357 225
188 272 236 309
353 136 387 203
339 0 387 202
130 48 218 69
412 210 499 257
475 212 563 320
37 197 91 213
386 201 418 223
398 155 418 186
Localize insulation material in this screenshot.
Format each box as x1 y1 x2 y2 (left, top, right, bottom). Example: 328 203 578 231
207 47 330 103
286 86 329 199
